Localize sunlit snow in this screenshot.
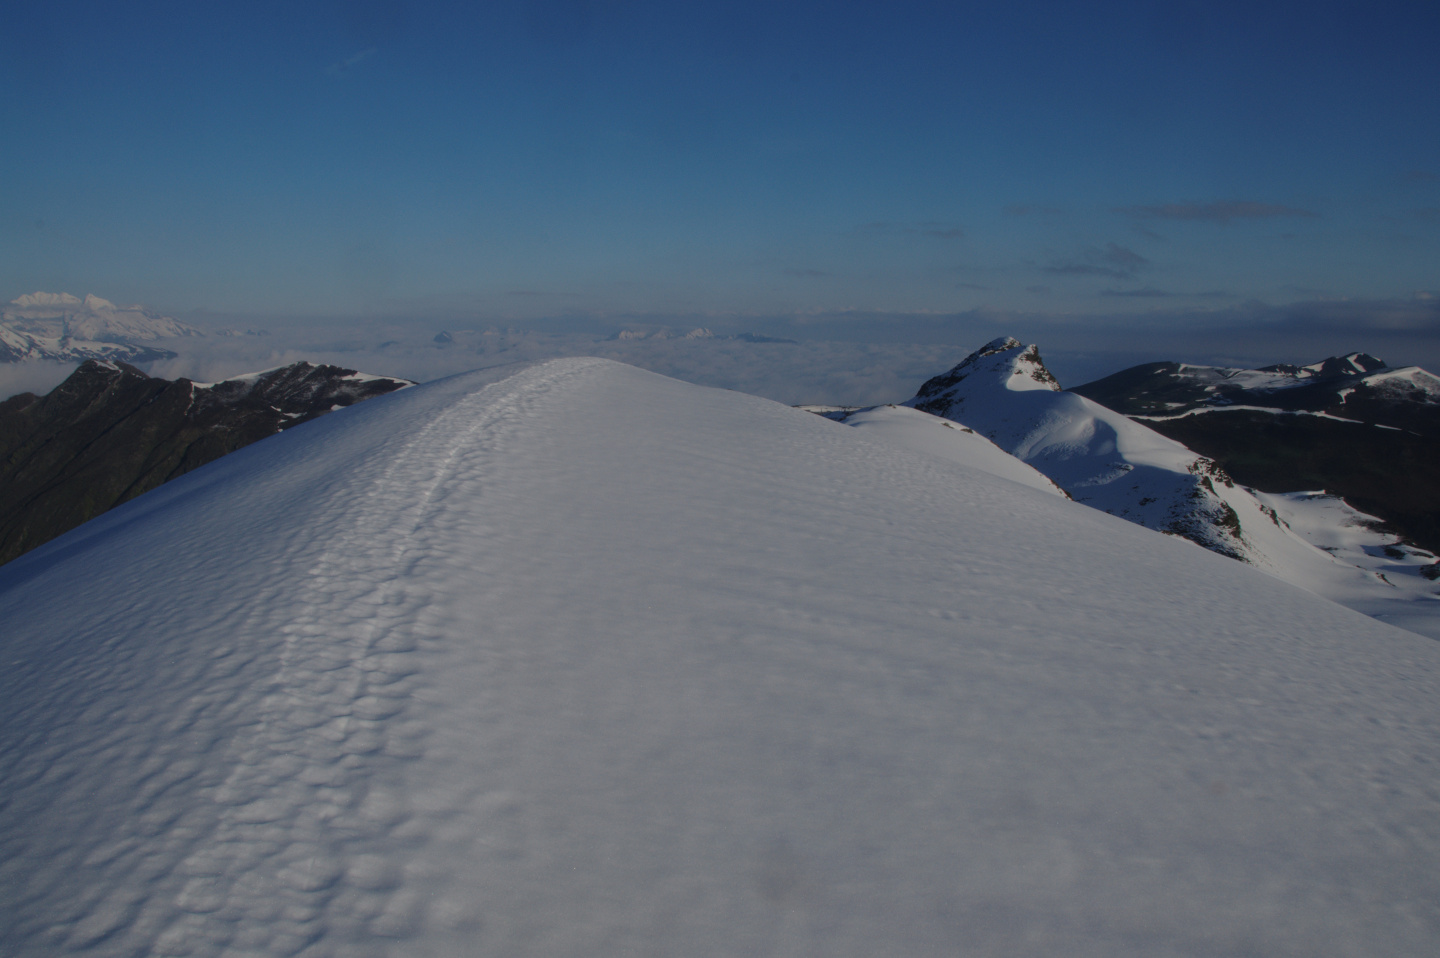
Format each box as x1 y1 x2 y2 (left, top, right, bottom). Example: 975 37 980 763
2 358 1438 957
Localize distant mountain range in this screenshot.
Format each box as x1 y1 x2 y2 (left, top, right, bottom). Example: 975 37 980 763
0 359 411 565
0 291 201 363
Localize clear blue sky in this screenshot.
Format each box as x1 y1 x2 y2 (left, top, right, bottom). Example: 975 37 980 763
3 0 1437 360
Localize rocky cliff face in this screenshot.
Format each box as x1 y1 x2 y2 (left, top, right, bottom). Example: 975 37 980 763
0 360 411 564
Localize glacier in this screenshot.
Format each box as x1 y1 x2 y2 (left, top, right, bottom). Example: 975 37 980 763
1 358 1438 956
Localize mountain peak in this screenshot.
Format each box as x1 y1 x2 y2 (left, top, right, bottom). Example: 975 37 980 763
976 335 1024 356
908 337 1060 419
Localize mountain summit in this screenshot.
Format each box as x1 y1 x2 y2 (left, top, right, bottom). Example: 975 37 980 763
2 357 1438 955
905 337 1275 562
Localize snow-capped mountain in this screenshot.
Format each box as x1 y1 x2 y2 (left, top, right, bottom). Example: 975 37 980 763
1070 352 1440 417
1071 352 1440 555
2 357 1438 956
833 336 1440 636
0 291 201 363
0 359 412 565
904 337 1291 563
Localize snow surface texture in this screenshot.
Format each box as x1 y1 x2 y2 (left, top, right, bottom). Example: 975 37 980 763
903 337 1440 637
798 403 1067 497
2 358 1440 957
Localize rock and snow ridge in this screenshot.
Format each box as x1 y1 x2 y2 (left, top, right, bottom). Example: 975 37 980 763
904 337 1278 562
1 291 201 363
899 337 1440 635
0 359 413 566
2 356 1439 956
1069 350 1440 558
1070 351 1440 418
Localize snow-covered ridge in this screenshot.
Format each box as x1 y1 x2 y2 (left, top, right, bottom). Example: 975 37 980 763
900 339 1440 632
799 401 1068 496
1134 405 1370 425
906 338 1273 562
1080 353 1440 416
2 357 1438 956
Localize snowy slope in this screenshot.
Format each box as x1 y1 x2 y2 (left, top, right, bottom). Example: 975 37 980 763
2 358 1440 957
1250 490 1440 639
799 402 1067 496
901 338 1424 583
904 338 1304 562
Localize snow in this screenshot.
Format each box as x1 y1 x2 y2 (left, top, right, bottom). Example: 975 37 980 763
10 291 84 308
908 339 1289 561
904 339 1440 636
1359 366 1440 400
2 290 200 346
1250 490 1440 640
2 358 1440 956
1161 357 1440 405
1135 405 1368 424
811 403 1067 496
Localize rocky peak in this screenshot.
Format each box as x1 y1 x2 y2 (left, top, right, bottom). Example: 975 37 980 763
909 336 1060 418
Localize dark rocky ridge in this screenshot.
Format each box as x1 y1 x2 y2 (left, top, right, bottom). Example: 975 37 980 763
0 360 411 565
1070 354 1440 553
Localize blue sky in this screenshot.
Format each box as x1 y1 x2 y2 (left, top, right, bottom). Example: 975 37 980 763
3 0 1438 369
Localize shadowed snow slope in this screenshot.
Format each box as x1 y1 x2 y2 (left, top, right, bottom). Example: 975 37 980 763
2 358 1439 957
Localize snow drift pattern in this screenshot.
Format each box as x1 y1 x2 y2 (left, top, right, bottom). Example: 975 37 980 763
2 358 1439 957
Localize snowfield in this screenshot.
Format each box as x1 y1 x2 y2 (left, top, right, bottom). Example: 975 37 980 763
2 358 1439 957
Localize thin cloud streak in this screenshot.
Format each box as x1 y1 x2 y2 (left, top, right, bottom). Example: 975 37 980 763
855 221 964 240
326 48 376 77
1045 243 1149 280
1116 201 1317 223
1100 287 1173 298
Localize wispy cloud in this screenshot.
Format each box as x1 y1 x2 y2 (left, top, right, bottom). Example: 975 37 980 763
327 48 376 77
855 221 964 240
783 268 829 278
1004 205 1062 217
1403 170 1438 183
1271 296 1440 332
1100 287 1172 298
1115 201 1317 223
957 282 990 291
1045 243 1150 280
